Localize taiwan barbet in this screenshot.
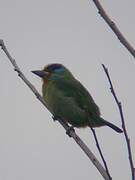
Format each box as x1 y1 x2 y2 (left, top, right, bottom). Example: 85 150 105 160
32 63 123 133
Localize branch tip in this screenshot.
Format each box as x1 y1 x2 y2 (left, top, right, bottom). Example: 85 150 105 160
92 0 135 58
102 63 134 180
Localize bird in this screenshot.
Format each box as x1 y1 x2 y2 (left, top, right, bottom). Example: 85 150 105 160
32 63 123 133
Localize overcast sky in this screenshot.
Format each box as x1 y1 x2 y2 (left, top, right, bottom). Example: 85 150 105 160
0 0 135 179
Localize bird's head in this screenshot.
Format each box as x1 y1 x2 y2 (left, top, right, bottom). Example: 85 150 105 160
32 63 74 82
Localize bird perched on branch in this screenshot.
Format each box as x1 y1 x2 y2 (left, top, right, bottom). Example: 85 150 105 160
32 63 123 133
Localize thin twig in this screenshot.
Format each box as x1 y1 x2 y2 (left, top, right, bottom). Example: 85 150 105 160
92 0 135 59
0 39 110 180
90 127 112 180
102 64 134 180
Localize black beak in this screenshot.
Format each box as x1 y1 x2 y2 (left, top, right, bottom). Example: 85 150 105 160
31 70 49 78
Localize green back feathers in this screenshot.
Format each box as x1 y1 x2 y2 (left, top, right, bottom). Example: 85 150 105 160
43 76 100 118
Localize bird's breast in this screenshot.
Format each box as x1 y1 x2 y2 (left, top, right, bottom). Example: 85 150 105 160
42 82 60 114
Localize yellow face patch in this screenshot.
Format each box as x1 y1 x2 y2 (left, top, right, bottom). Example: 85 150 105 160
43 65 49 72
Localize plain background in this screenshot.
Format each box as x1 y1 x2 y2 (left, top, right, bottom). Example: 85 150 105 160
0 0 135 179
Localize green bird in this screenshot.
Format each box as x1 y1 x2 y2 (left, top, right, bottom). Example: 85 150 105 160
32 63 123 133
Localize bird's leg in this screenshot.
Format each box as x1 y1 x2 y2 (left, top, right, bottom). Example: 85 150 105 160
66 125 75 137
52 116 75 137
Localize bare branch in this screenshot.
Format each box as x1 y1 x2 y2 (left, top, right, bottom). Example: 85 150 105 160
90 127 112 180
0 39 110 180
92 0 135 58
102 64 135 180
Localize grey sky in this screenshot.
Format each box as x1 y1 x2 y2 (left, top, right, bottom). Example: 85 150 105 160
0 0 135 179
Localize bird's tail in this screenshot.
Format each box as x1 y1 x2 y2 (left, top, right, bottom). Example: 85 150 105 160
101 118 123 133
89 116 123 133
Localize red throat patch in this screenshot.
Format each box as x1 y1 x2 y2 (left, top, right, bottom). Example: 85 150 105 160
43 79 48 84
42 72 51 84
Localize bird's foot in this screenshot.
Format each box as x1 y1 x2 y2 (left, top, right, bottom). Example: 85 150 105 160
52 115 59 121
66 126 75 137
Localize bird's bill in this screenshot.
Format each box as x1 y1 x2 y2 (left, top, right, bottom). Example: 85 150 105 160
31 70 49 78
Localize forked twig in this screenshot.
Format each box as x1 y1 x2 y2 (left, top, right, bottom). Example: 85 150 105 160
92 0 135 58
0 39 110 180
102 64 134 180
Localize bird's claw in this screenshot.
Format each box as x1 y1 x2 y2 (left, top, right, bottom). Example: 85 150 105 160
66 126 75 137
52 116 75 137
52 115 58 121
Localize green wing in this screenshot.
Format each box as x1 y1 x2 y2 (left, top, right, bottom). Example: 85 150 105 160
54 78 100 117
